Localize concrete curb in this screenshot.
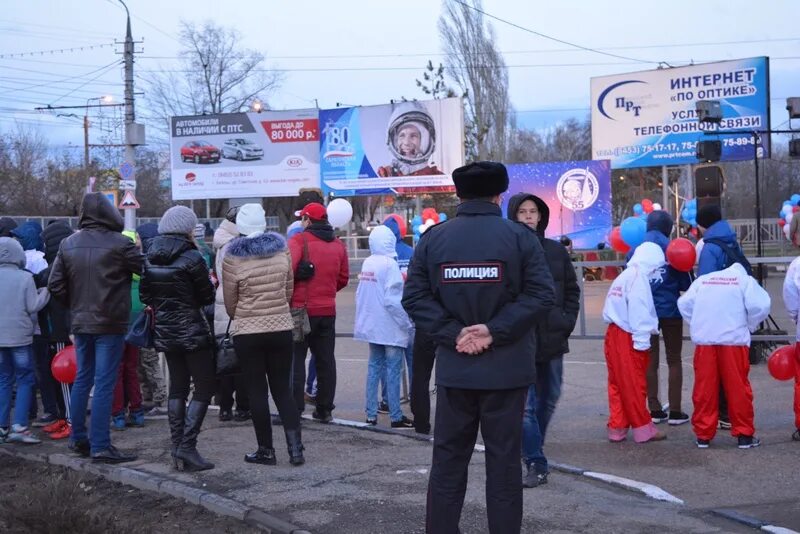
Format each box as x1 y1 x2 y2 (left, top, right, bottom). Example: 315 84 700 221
711 509 800 534
0 447 311 534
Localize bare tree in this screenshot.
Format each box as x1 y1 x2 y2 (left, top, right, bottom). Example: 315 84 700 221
143 20 282 143
438 0 511 162
416 61 458 100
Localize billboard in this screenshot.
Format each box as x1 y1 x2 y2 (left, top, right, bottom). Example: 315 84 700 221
169 110 320 200
319 97 464 196
591 57 770 169
502 160 612 250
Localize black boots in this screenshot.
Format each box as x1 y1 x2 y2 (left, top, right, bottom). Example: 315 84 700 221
167 399 186 466
245 446 277 465
173 400 214 472
285 428 305 466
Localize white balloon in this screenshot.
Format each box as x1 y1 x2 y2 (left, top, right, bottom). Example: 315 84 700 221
787 212 794 224
424 218 435 226
782 205 793 217
326 198 353 229
784 223 792 240
652 203 662 211
419 223 432 234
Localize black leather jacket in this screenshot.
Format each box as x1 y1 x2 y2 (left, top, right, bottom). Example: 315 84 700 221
48 193 143 335
140 234 215 353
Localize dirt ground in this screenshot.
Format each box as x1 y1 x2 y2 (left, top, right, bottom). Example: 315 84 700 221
0 459 261 534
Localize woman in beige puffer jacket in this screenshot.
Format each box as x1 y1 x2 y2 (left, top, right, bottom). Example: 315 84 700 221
222 203 303 467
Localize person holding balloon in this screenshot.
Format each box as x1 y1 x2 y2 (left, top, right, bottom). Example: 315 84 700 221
0 237 50 444
781 254 800 442
677 251 770 449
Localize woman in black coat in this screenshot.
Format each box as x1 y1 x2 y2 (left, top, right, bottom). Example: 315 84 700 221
140 206 216 472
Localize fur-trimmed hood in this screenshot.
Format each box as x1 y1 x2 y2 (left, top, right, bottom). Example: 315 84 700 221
226 231 287 258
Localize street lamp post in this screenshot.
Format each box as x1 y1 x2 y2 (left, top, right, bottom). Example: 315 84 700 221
84 95 113 172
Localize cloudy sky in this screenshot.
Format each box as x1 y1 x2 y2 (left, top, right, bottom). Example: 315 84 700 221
1 0 798 149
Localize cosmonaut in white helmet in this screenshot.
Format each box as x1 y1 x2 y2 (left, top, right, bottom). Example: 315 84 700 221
377 102 441 177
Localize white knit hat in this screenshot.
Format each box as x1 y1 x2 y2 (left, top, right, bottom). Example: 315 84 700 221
236 203 267 237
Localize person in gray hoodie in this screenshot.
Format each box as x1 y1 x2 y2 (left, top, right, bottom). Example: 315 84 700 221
0 237 50 444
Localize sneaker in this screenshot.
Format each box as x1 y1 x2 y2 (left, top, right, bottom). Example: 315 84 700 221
718 418 731 430
146 405 167 416
31 414 58 427
111 413 127 432
69 438 91 457
234 410 252 422
650 410 668 424
219 409 233 422
365 418 377 426
128 410 145 427
522 465 548 488
695 438 710 449
793 429 800 442
378 402 390 414
390 416 414 429
312 410 333 424
7 425 41 444
49 423 72 440
737 436 761 449
42 419 68 434
668 411 690 426
91 445 137 464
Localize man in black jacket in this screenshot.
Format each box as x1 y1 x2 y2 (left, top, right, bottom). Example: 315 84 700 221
48 193 143 463
508 193 580 489
403 162 555 534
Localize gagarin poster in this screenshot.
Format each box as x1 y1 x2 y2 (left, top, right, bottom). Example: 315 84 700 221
319 97 465 196
502 160 612 250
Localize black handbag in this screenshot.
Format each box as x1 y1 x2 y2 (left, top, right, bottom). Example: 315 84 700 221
215 319 240 376
295 235 315 281
125 307 154 348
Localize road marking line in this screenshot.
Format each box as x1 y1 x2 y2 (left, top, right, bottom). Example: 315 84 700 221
583 471 684 504
762 526 800 534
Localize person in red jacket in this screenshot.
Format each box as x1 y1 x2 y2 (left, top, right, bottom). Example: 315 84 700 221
288 203 349 423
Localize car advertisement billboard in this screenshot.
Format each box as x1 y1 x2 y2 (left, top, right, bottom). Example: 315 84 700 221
169 110 320 200
591 57 770 169
319 97 464 196
502 160 612 250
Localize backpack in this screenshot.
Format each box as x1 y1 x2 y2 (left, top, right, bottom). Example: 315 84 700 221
702 237 752 276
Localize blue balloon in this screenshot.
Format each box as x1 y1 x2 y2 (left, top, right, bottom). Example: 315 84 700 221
411 215 422 226
620 217 647 248
633 203 644 215
784 200 792 206
791 194 800 205
438 213 448 222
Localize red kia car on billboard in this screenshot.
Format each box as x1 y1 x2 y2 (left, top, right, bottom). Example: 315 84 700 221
180 140 221 164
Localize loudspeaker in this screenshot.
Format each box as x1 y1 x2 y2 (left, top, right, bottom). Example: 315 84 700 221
695 165 724 198
696 140 722 162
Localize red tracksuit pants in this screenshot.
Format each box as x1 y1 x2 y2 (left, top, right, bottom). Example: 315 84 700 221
112 343 143 415
692 345 754 440
795 344 800 431
604 324 658 443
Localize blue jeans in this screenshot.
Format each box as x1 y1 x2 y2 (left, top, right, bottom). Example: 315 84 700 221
0 345 35 429
535 358 564 440
521 384 547 472
306 354 316 395
380 333 414 404
366 344 404 421
70 334 124 454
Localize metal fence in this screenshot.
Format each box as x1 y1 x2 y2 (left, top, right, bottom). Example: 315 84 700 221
7 216 280 233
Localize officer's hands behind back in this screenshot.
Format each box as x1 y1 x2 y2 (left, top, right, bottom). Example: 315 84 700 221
456 324 493 355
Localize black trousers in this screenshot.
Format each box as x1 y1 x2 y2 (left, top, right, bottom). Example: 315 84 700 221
234 331 299 448
427 386 527 534
293 315 336 414
410 330 436 433
218 374 250 412
165 348 216 403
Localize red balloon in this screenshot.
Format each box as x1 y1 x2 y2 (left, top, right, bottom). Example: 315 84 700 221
421 208 439 224
609 226 630 254
51 345 77 384
666 238 696 272
689 228 698 237
642 199 654 213
794 206 800 213
383 214 407 238
768 345 797 381
779 219 787 227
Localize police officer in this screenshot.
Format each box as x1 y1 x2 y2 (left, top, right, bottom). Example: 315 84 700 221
402 161 555 534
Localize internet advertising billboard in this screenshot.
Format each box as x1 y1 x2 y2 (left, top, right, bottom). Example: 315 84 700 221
591 57 770 169
502 160 612 250
169 110 320 200
319 97 465 196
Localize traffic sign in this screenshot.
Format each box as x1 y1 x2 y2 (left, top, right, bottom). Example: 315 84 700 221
120 180 136 190
101 190 118 208
118 190 140 210
119 161 134 179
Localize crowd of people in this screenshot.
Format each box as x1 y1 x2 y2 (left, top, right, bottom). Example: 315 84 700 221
0 162 799 533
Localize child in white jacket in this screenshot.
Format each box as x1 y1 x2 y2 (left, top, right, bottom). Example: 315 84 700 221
781 256 800 442
354 226 414 429
679 263 770 449
602 242 666 443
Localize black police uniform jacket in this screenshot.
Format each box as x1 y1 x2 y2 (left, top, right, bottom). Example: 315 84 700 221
402 200 555 390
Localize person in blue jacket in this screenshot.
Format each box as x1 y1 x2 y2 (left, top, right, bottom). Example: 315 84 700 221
626 210 692 426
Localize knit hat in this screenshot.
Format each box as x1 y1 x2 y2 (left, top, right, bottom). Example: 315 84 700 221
158 206 198 235
646 210 673 238
696 204 722 229
452 161 509 199
236 203 267 237
193 223 206 240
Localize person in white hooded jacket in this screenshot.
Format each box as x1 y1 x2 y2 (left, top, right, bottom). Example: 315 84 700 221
678 263 770 449
602 242 666 444
354 225 414 429
782 256 800 442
